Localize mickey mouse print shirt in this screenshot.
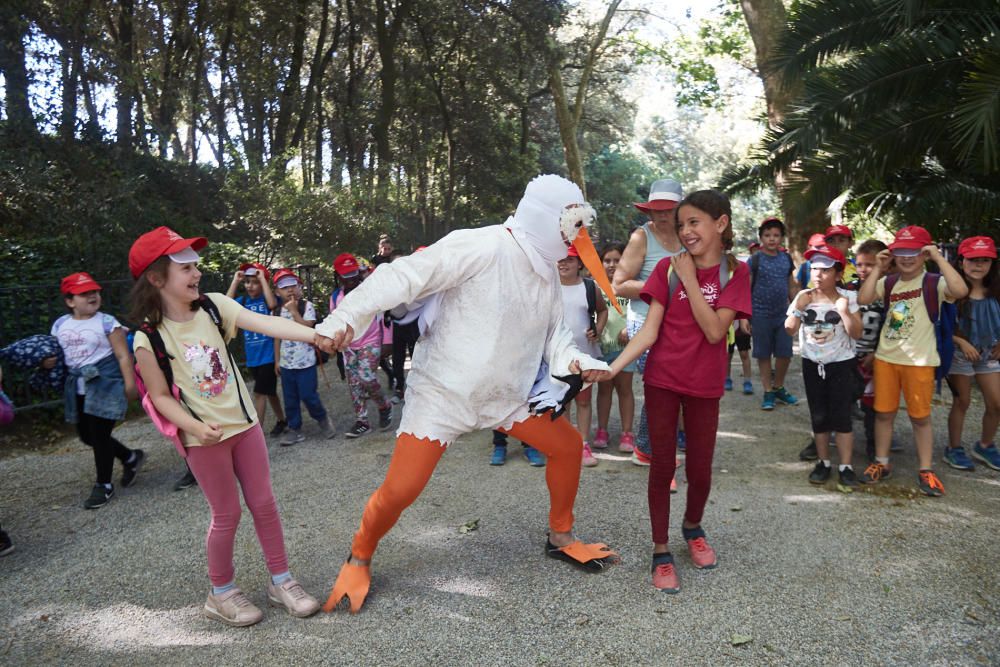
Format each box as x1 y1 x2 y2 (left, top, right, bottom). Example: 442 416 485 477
788 288 859 365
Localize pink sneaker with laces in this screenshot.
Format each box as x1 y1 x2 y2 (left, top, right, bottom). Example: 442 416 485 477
582 442 598 467
593 428 609 449
618 431 635 453
651 554 680 593
684 528 718 569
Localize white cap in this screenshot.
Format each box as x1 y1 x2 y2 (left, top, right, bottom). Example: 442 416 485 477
276 276 299 289
168 247 200 264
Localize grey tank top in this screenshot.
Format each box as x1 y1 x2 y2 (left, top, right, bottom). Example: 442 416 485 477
628 223 682 320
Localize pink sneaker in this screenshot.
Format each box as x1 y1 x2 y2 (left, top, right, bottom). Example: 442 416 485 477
685 530 718 569
618 432 635 453
651 555 680 593
593 428 609 449
582 442 598 467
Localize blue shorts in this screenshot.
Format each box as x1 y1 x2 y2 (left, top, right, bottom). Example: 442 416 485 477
751 315 793 359
603 349 638 374
950 348 1000 376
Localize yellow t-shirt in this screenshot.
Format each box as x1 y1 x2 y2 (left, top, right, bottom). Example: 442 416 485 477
874 272 953 367
134 293 258 445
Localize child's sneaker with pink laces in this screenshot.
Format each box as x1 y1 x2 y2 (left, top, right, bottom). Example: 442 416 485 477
651 553 680 593
682 526 717 569
593 428 609 449
582 442 598 467
618 431 635 453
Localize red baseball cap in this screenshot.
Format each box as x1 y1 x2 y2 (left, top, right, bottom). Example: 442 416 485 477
272 268 301 288
748 241 761 251
804 244 847 268
61 272 101 295
239 262 271 282
958 236 997 259
334 253 360 278
824 224 853 240
565 245 581 258
807 233 826 249
889 225 933 252
129 226 207 279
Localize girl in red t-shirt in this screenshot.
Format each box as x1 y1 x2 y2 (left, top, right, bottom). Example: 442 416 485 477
601 190 752 593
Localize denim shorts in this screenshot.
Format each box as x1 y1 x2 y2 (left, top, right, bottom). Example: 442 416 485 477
602 349 638 374
751 314 793 359
949 348 1000 376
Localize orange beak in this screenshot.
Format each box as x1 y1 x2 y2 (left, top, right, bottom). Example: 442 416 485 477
572 227 622 314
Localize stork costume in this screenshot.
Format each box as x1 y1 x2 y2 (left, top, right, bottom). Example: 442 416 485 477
316 175 620 613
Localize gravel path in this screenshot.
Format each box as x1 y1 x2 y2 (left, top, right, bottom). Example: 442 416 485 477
1 362 998 666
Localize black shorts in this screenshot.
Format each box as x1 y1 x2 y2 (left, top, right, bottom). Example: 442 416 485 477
250 363 278 396
728 331 751 353
802 358 857 434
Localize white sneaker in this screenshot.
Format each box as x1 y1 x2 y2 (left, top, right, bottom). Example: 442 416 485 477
267 579 320 618
204 588 263 627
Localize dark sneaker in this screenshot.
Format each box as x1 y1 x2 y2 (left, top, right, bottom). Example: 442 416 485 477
943 446 975 471
174 469 198 491
742 380 753 395
799 439 818 461
84 484 114 510
860 462 892 484
761 391 776 411
773 386 798 405
972 442 1000 471
0 530 13 557
345 422 372 439
837 467 860 493
490 445 507 466
917 469 945 497
724 377 733 391
281 429 305 446
269 420 288 437
808 461 831 485
523 446 545 467
121 449 146 488
378 406 393 430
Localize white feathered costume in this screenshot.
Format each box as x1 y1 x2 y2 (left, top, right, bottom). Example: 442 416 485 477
315 175 611 444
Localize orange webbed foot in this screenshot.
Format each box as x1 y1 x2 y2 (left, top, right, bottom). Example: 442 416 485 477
322 560 371 614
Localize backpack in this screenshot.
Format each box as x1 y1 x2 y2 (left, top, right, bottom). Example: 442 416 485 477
583 277 597 333
883 272 957 388
749 250 793 293
134 295 252 457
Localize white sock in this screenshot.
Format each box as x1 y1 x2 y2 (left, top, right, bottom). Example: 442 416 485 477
839 464 852 472
821 459 831 468
876 456 890 465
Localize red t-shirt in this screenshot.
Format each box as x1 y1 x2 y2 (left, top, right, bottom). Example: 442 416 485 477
640 257 752 398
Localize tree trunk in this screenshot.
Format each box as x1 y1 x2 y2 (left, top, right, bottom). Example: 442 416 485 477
115 0 135 149
0 4 37 137
372 0 414 193
548 60 586 195
272 0 309 169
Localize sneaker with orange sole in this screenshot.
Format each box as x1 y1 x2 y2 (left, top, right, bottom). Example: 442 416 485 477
859 461 892 484
917 469 945 497
682 526 717 569
631 449 651 467
651 553 680 593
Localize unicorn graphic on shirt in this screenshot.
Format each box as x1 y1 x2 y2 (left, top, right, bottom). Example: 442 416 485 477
184 341 230 399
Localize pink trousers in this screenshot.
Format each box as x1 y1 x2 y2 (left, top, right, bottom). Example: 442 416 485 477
186 424 289 586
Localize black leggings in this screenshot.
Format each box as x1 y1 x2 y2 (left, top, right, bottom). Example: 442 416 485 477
802 358 856 434
391 321 420 391
76 396 132 485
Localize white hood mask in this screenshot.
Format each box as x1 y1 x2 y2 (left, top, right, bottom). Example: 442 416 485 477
503 175 595 281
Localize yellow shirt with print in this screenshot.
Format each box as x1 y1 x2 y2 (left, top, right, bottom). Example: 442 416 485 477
133 293 258 446
874 272 953 367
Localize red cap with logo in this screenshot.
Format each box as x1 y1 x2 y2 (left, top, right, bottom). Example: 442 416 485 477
804 244 847 267
333 253 360 278
889 225 933 252
807 233 826 249
958 236 997 259
61 272 102 295
272 268 301 288
128 226 208 279
824 224 853 240
239 262 271 282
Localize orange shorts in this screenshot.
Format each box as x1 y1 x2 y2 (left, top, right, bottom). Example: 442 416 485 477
872 358 935 419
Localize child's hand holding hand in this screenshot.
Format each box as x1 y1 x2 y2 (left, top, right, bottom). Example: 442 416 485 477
195 422 224 445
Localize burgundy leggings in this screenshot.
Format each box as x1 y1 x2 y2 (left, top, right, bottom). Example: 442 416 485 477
644 384 720 546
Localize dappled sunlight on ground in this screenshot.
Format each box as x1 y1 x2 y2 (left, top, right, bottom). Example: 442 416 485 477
783 494 844 504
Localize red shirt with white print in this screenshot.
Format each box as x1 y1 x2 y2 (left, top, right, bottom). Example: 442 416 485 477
640 257 752 399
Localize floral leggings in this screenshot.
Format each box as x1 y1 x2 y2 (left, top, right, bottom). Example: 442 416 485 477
344 342 391 425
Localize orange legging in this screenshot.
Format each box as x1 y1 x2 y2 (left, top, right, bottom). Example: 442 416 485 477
350 414 583 560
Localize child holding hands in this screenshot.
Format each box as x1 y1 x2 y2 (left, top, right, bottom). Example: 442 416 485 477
129 227 321 627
